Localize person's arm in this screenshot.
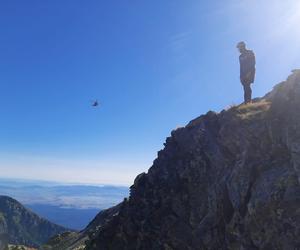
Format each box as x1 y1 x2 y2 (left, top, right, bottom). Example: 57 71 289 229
250 51 256 68
239 55 243 78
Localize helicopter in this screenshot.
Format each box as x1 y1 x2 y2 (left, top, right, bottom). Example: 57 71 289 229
91 100 99 107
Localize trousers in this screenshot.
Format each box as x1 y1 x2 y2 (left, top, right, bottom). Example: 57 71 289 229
243 83 252 104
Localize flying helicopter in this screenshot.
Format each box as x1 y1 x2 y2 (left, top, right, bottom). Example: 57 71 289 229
91 100 99 107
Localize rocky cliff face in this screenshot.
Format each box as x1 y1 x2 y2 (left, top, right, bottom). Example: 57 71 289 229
0 196 67 248
86 71 300 250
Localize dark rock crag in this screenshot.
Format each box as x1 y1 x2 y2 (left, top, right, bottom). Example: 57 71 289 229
85 70 300 250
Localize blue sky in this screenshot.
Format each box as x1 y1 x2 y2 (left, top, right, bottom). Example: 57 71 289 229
0 0 300 185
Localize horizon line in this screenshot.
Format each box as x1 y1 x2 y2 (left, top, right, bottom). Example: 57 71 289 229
0 176 130 188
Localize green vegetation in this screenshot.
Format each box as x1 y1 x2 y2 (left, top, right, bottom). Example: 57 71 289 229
8 245 37 250
235 100 271 120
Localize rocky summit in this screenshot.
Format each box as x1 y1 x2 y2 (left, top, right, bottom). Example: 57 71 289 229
84 70 300 250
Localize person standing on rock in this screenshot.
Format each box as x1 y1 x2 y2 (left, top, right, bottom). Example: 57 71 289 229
237 41 256 104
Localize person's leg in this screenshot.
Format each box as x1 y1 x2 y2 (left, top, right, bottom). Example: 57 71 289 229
246 83 252 103
243 83 252 103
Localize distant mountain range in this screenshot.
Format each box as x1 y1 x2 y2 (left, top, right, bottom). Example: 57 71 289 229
0 178 129 209
0 178 129 230
0 196 67 248
25 204 99 231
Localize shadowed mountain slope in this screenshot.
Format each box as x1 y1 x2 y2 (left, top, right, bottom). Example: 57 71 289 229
0 196 67 248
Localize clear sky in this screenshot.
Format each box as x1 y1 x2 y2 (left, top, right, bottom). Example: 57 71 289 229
0 0 300 185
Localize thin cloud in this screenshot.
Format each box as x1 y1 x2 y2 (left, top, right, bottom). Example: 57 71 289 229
168 31 192 60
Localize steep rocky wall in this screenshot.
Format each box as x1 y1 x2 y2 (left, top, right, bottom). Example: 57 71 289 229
87 71 300 250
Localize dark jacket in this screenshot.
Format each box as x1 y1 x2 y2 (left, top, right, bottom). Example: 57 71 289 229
239 49 256 84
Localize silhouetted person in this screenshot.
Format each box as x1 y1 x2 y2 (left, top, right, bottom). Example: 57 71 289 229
237 41 256 104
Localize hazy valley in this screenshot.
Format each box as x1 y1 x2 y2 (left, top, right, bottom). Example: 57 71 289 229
0 178 128 230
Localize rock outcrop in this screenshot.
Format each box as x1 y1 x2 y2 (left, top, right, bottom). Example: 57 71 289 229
86 70 300 250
